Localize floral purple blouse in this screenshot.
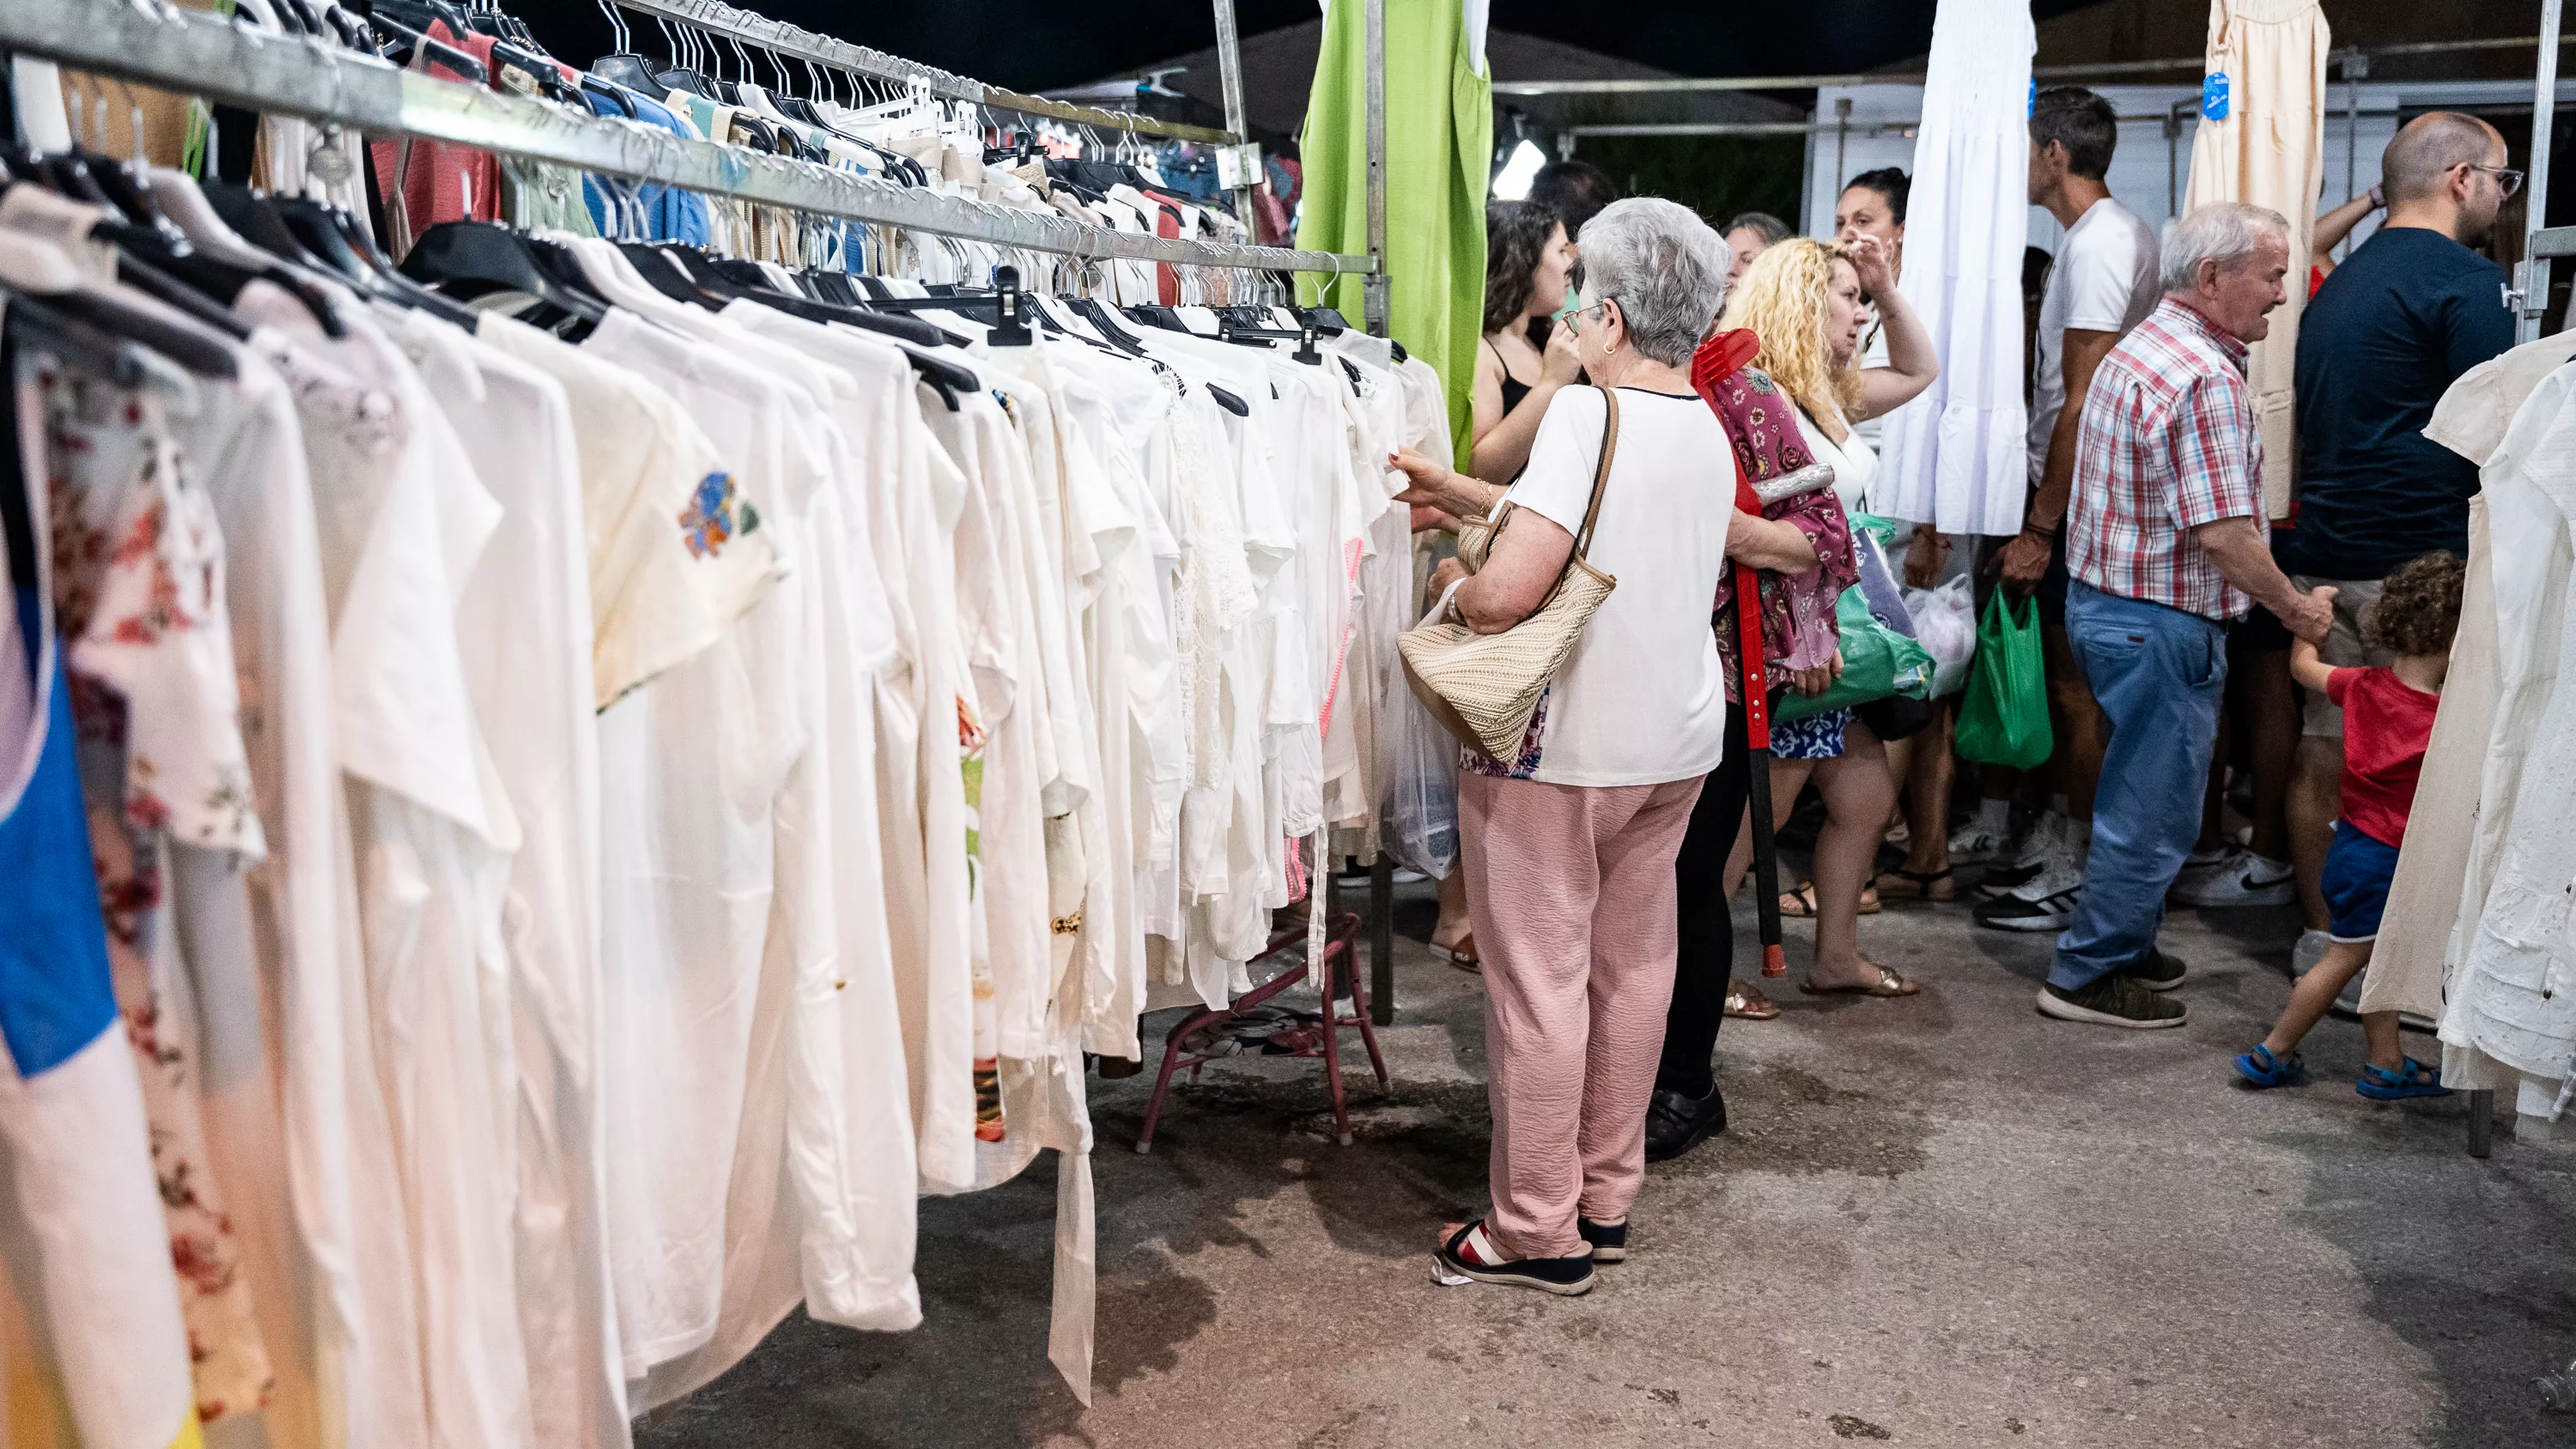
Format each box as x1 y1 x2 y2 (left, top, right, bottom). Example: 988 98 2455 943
1698 357 1859 700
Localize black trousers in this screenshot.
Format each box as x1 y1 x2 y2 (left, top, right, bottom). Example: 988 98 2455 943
1656 694 1753 1100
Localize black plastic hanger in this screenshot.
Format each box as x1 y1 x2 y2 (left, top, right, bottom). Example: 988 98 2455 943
700 258 951 349
400 220 606 333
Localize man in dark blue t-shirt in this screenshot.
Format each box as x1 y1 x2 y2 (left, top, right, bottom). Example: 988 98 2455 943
2279 110 2514 978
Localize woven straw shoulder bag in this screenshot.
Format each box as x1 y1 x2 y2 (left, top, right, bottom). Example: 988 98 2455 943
1398 388 1621 761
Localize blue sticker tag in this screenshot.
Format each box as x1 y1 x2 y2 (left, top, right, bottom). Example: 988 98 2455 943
2202 72 2231 121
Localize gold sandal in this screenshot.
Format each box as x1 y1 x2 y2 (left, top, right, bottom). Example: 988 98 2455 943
1724 980 1780 1020
1797 963 1920 997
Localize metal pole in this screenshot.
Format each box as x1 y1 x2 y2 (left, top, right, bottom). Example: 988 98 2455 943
2522 0 2564 344
2343 52 2366 262
1358 0 1394 1019
2166 101 2183 220
1362 0 1390 334
1369 854 1394 1027
1832 96 1851 198
1210 0 1261 233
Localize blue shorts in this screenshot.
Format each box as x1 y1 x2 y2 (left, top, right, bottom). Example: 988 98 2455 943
2321 820 2399 943
1768 706 1850 761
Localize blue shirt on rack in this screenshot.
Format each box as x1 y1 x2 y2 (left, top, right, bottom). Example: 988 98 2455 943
581 87 713 247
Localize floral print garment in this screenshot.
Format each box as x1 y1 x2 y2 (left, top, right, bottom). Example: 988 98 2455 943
1698 360 1860 699
42 365 276 1423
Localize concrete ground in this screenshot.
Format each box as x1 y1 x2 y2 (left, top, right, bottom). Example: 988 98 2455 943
635 875 2576 1449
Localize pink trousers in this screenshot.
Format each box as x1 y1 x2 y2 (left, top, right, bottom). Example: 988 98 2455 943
1458 771 1704 1260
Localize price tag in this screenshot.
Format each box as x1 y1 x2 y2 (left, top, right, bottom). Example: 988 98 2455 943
2202 72 2231 121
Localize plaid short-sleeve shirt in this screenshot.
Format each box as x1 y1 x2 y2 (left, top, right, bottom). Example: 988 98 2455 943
2064 298 2265 620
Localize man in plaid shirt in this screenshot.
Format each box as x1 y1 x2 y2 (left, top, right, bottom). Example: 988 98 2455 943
2040 202 2336 1030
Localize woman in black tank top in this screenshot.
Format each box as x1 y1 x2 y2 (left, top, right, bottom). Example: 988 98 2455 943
1470 200 1583 488
1491 339 1535 418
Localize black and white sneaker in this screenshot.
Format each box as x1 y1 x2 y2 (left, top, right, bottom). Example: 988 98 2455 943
1977 814 2067 899
1432 1221 1597 1295
1577 1217 1628 1264
1973 862 2083 932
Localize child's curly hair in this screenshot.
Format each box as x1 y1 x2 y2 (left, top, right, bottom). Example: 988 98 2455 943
2362 549 2467 658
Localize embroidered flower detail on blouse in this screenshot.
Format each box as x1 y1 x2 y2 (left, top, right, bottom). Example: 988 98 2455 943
680 471 742 559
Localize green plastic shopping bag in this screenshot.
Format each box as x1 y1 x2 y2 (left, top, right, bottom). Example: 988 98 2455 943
1953 591 2052 769
1772 587 1936 723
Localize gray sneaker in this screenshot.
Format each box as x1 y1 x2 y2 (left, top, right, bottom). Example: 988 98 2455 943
2118 948 2189 992
2037 973 2188 1028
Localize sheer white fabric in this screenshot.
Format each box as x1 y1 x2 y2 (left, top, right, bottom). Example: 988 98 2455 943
1871 0 2033 537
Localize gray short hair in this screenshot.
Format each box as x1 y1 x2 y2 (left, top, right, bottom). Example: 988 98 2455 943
2159 202 2289 294
1576 197 1730 367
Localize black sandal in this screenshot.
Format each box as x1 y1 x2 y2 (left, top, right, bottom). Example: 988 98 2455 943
1577 1217 1628 1264
1873 865 1956 902
1432 1220 1597 1295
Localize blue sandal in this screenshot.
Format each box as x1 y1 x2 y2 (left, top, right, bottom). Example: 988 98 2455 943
2233 1044 2306 1088
2356 1058 2451 1100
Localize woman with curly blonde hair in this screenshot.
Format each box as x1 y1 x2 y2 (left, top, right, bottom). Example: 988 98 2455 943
1705 230 1935 1002
1718 234 1934 517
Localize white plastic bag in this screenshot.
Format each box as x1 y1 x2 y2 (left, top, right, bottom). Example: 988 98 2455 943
1388 590 1461 878
1904 575 1977 698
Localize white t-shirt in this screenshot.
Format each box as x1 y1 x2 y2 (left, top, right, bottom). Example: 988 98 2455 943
2029 197 2161 480
1489 386 1733 788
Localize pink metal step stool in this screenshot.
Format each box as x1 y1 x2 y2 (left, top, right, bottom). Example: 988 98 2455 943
1133 912 1389 1152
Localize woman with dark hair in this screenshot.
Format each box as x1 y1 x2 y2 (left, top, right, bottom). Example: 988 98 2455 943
1468 200 1581 488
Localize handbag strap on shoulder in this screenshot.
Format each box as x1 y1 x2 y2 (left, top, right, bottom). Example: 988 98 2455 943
1574 387 1619 559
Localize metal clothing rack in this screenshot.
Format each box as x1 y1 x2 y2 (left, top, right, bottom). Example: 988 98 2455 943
4 0 1409 1028
0 0 1376 276
605 0 1242 147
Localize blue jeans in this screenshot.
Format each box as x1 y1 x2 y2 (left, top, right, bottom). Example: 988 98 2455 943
2050 582 2228 989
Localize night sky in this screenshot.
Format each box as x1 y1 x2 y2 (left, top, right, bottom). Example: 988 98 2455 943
544 1 2106 94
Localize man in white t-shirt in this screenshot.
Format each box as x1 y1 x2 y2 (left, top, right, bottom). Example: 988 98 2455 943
1974 86 2163 934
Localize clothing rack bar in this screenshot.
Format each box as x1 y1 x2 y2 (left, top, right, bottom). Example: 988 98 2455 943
1360 0 1388 334
608 0 1242 145
1495 34 2576 97
0 0 1374 275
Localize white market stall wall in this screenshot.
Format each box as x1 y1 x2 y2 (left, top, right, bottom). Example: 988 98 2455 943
1800 77 2573 263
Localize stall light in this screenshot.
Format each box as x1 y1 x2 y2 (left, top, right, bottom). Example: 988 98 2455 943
1491 138 1546 199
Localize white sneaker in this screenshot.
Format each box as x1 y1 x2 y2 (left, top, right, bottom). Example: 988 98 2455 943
2171 851 2295 908
1973 859 2085 932
1947 817 2008 865
1978 814 2065 898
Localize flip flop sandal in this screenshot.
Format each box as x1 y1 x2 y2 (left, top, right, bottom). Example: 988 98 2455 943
1873 866 1956 903
1435 931 1481 974
1797 963 1921 997
1723 980 1780 1020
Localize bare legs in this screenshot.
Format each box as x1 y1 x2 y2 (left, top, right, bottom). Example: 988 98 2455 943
2260 940 2403 1073
1897 700 1958 876
1805 722 1896 988
1433 866 1473 954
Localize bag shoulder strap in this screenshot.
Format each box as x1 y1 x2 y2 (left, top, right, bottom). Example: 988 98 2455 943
1573 387 1619 559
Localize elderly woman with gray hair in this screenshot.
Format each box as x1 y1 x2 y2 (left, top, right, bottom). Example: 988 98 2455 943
1393 198 1825 1294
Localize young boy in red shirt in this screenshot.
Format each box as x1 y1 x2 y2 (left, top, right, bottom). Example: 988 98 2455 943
2234 549 2466 1100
